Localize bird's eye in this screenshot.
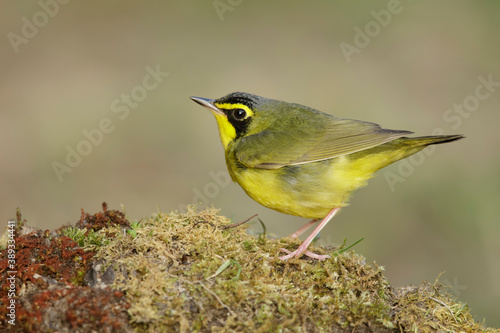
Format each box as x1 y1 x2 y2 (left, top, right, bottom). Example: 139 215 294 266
233 108 247 120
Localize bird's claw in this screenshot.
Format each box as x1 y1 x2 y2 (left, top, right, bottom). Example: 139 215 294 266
278 248 331 261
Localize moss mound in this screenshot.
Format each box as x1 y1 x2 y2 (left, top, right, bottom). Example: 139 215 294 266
1 205 496 332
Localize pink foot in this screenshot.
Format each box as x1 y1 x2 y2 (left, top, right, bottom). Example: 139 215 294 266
290 219 319 238
277 207 342 261
278 248 331 261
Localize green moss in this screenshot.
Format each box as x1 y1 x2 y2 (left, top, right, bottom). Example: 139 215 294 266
62 226 109 249
83 206 495 332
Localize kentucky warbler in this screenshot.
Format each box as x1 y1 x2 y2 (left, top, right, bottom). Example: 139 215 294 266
190 92 463 261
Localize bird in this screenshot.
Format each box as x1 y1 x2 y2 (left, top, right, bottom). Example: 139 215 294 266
190 92 463 260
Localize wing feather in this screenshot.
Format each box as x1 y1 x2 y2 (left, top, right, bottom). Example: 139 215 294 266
234 116 412 169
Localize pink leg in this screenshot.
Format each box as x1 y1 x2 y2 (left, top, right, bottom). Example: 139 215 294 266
279 207 341 261
290 219 319 238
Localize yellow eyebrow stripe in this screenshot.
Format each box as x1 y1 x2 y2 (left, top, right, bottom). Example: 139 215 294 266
214 103 254 118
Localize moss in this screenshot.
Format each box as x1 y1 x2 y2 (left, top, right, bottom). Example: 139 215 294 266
393 281 493 332
62 226 110 249
88 206 493 332
0 205 496 332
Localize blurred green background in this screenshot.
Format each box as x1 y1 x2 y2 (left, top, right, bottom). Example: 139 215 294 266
1 0 499 326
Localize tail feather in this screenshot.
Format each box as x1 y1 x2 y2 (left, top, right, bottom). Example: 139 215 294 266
347 134 464 176
401 134 464 147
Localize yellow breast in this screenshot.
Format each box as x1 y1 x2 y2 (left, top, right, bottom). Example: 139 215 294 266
226 146 414 219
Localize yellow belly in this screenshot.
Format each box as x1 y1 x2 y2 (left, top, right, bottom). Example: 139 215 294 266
226 144 420 219
231 163 346 218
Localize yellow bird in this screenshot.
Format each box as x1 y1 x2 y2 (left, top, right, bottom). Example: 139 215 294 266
191 92 463 260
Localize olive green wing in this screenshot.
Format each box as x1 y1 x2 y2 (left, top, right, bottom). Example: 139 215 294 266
234 117 412 169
